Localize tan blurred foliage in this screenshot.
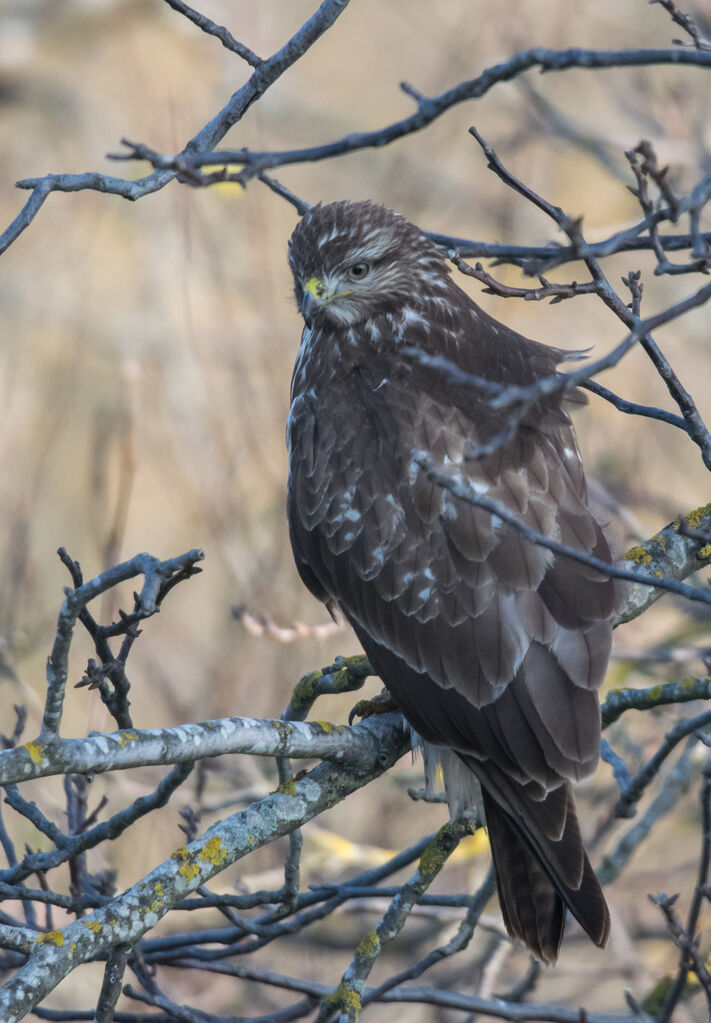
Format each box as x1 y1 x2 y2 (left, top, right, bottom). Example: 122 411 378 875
0 0 710 1018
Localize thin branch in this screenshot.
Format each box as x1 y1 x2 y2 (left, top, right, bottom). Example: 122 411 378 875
652 892 711 1016
658 760 711 1021
361 867 498 1008
95 944 133 1023
1 761 194 886
612 715 711 818
0 0 351 255
414 455 711 611
581 379 687 430
428 229 711 267
652 0 711 50
319 817 476 1022
41 549 204 737
598 745 696 884
111 46 711 187
161 0 263 66
406 275 711 463
376 985 654 1021
601 676 711 727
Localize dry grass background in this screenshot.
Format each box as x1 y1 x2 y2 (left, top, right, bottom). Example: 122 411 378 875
1 0 710 1018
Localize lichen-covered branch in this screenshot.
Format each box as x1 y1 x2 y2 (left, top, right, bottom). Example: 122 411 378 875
320 817 476 1022
0 714 409 1023
616 504 711 622
601 675 711 727
0 712 403 787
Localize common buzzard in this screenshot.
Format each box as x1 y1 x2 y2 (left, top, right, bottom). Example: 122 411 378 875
286 200 614 962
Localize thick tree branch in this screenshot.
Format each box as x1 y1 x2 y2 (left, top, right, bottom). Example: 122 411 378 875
0 712 405 787
0 715 409 1023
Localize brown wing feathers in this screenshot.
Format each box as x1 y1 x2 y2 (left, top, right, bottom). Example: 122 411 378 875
287 200 614 962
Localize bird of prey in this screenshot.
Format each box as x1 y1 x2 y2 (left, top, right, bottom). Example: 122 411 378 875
286 200 615 962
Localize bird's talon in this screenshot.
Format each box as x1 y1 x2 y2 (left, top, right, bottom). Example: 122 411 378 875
348 693 396 724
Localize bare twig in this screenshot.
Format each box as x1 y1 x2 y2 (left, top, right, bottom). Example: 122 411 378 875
162 0 263 66
652 0 711 50
658 761 711 1021
414 456 711 611
109 46 711 189
0 0 351 256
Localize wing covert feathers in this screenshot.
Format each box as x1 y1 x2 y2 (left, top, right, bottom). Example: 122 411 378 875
286 200 615 961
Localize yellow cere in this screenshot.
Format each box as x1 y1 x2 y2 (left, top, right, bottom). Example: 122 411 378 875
303 276 324 298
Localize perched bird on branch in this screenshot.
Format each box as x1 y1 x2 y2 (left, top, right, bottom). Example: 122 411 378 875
286 200 615 963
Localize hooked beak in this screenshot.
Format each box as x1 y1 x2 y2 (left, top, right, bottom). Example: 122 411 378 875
300 275 326 326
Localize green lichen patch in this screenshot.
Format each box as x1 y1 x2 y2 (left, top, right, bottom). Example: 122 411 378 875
199 836 228 867
171 846 200 881
419 819 472 880
685 503 711 529
355 929 380 960
623 544 652 565
24 740 45 765
116 730 139 748
325 980 362 1014
35 930 64 946
314 720 343 734
289 670 323 715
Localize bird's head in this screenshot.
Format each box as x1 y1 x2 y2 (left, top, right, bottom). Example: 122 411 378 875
288 200 451 328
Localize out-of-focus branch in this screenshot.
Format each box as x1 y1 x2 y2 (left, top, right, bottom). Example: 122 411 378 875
232 603 345 643
601 675 711 727
653 0 711 51
376 985 654 1022
597 745 696 886
319 817 476 1022
657 760 711 1021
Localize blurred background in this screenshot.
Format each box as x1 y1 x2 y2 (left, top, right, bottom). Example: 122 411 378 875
1 0 710 1018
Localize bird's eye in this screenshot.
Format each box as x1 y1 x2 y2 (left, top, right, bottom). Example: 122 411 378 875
347 262 370 281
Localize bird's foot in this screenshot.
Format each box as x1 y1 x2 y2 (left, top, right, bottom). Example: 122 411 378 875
348 689 396 725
